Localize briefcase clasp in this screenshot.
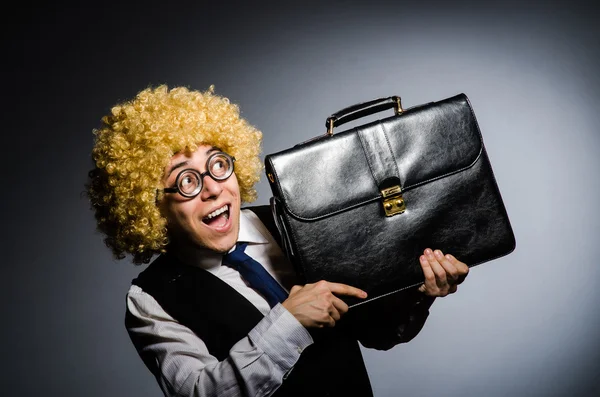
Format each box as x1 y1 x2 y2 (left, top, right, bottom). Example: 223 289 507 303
381 186 406 216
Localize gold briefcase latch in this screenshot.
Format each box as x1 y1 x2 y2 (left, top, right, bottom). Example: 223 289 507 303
381 185 406 216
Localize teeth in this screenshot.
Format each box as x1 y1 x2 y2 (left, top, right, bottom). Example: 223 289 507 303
205 205 228 220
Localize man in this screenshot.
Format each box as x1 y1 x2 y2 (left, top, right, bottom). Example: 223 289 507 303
86 85 469 397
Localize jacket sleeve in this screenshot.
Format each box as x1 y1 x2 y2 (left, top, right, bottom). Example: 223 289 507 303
125 285 313 397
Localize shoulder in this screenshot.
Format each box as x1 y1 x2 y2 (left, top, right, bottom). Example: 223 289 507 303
125 283 171 321
132 254 176 283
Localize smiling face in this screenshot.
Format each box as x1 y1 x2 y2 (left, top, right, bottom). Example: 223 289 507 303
160 144 241 254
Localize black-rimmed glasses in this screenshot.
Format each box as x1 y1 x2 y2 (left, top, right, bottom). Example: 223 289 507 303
162 152 236 199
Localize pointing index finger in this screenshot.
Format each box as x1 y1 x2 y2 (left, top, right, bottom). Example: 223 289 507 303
326 282 368 299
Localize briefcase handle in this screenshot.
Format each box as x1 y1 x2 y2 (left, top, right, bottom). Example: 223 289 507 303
326 96 403 135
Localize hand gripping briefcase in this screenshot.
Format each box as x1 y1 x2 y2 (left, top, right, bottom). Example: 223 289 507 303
264 93 516 307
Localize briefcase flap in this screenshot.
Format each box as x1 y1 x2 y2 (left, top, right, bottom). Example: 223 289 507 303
266 94 483 220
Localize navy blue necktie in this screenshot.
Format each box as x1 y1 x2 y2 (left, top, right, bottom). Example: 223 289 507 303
222 242 288 308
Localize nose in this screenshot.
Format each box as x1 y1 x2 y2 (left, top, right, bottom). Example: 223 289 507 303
199 174 223 200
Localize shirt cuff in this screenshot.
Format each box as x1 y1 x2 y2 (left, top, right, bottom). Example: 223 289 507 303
248 303 313 372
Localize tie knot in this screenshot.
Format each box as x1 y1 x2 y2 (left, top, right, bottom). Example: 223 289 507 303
232 242 248 253
223 242 250 268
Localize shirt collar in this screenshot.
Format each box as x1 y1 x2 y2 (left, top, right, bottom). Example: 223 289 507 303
237 208 270 245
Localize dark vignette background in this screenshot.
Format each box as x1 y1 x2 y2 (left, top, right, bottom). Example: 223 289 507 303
2 1 599 396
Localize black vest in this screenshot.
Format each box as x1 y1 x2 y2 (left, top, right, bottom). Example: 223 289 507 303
131 206 373 397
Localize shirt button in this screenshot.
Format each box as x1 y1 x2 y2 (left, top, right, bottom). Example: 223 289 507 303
297 346 303 354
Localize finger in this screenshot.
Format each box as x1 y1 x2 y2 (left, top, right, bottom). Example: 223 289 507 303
325 282 368 299
425 248 448 288
419 255 437 293
318 301 337 328
329 304 342 322
446 254 469 272
331 296 350 316
446 254 469 284
434 250 459 283
325 315 336 328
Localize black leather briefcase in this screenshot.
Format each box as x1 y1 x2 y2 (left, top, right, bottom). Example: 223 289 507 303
264 93 516 307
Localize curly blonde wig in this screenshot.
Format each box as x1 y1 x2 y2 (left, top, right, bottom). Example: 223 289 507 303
86 85 263 264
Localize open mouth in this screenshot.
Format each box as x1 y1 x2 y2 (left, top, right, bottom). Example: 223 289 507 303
202 204 230 228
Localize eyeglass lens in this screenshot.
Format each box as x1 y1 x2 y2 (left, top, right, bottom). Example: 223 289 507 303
177 152 234 195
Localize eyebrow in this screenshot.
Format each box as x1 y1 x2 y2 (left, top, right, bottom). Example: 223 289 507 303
166 146 222 179
166 160 189 179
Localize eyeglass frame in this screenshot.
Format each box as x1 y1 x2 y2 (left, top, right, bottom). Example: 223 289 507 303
160 151 236 199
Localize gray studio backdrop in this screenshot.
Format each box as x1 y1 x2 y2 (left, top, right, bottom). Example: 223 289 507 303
3 1 599 396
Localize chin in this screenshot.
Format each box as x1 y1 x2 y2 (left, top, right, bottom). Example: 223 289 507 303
207 239 237 254
201 224 240 254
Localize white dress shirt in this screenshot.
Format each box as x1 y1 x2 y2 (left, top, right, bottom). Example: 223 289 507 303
126 209 314 397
